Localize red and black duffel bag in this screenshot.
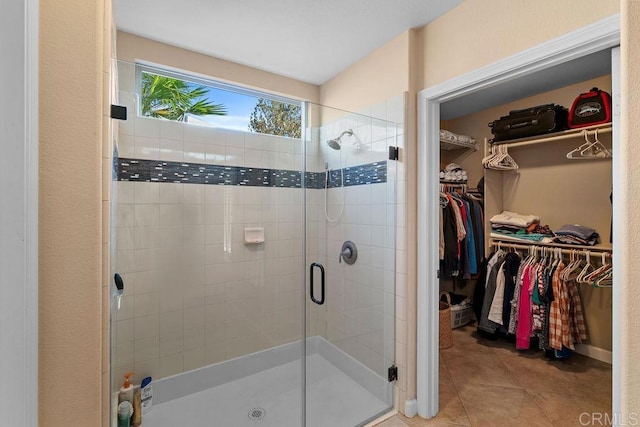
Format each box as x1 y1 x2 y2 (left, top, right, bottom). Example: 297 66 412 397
568 87 612 129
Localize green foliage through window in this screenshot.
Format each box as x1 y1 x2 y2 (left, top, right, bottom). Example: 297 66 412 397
140 72 227 121
137 66 302 139
248 99 301 138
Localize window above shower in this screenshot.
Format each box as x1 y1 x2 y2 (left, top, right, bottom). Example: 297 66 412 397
126 62 302 139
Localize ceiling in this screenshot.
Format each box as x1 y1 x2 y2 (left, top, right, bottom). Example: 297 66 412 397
114 0 462 85
441 49 613 120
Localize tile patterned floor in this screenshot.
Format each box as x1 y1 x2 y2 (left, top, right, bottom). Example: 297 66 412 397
377 325 612 427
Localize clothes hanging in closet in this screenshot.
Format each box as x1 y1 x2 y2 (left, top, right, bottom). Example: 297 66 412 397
477 249 506 334
439 190 484 279
476 248 588 357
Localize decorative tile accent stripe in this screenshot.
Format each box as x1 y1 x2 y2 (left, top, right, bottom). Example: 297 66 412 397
116 158 386 189
326 162 387 188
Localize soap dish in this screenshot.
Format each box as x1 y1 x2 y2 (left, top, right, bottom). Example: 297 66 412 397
244 227 265 244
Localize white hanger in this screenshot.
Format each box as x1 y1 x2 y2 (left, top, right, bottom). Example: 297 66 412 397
488 145 507 169
499 145 519 170
576 251 594 284
561 249 582 281
594 254 613 287
566 129 612 160
482 145 497 169
580 129 612 157
485 145 519 170
583 252 612 285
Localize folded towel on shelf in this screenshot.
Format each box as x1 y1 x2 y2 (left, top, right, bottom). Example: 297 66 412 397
440 129 476 145
490 211 541 228
553 224 599 246
554 224 598 240
490 231 554 243
554 235 599 246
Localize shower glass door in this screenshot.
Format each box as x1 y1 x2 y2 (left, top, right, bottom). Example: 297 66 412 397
110 60 396 426
303 102 397 426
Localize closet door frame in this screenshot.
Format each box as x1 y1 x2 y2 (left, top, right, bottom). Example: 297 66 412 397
416 15 620 419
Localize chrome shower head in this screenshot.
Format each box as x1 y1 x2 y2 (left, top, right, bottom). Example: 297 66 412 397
327 138 342 150
326 129 353 150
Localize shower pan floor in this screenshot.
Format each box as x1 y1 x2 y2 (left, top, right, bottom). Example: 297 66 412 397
142 353 390 427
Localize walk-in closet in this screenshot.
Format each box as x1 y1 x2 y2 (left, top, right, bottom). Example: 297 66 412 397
431 46 616 424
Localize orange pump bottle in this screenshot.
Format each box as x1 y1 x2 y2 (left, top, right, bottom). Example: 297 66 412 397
118 372 135 404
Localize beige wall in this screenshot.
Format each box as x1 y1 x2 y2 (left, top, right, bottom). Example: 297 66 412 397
117 31 319 103
320 31 411 114
39 0 107 425
419 0 620 88
620 0 640 416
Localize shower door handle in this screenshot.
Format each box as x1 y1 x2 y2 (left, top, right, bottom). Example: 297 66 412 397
309 262 325 305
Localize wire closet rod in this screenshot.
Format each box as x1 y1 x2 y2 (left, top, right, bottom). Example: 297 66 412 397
489 239 612 255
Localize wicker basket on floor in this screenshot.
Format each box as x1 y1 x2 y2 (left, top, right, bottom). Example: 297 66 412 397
439 292 453 349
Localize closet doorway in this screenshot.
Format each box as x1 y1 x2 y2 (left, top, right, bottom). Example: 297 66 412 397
416 14 620 420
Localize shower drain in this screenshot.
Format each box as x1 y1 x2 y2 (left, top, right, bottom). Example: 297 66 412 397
248 408 266 421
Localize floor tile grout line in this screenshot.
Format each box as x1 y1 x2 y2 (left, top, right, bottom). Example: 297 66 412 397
524 389 556 426
444 328 544 427
433 327 613 427
490 346 608 401
487 345 529 392
440 347 473 427
443 344 526 393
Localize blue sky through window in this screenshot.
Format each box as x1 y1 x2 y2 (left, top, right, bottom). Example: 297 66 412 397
189 83 258 131
140 66 301 135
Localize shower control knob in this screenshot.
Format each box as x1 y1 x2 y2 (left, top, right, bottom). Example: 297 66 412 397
339 247 352 263
340 241 358 265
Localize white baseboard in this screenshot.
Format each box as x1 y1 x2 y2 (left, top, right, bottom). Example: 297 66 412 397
404 399 417 417
575 343 612 364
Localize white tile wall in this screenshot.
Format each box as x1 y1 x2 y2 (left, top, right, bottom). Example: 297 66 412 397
113 71 406 389
314 95 406 383
115 180 306 381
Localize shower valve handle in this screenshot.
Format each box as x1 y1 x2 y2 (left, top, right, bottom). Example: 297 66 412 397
339 241 358 265
339 247 352 263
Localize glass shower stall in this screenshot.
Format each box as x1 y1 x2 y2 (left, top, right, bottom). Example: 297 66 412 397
110 60 399 426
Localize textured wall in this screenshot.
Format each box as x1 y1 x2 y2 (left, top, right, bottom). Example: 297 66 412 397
419 0 620 88
39 0 105 425
320 32 410 113
620 0 640 417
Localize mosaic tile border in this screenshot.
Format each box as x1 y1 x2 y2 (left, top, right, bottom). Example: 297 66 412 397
116 158 386 189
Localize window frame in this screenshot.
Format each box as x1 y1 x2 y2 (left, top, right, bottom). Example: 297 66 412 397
135 61 303 129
